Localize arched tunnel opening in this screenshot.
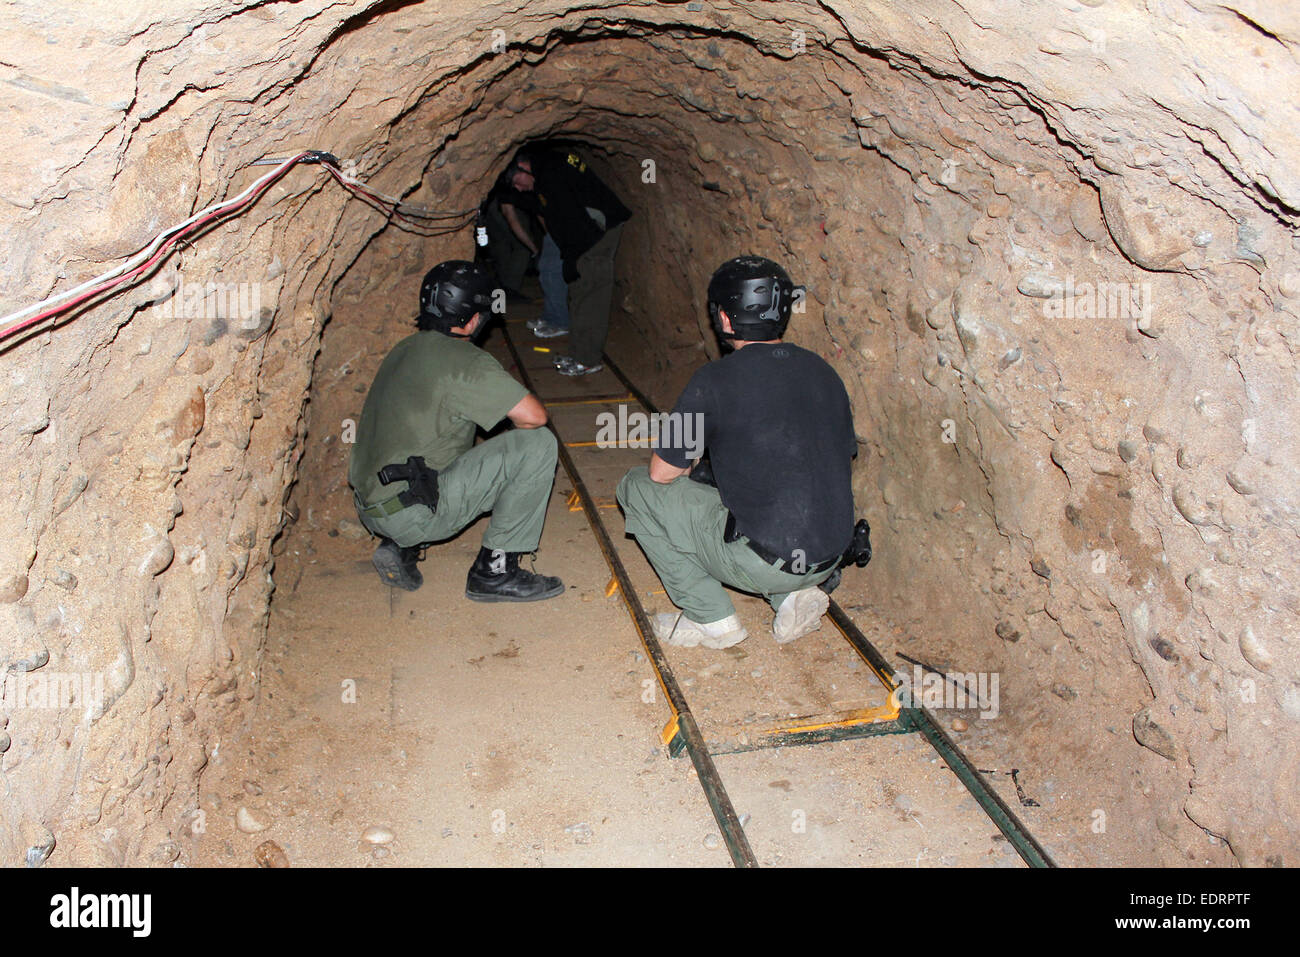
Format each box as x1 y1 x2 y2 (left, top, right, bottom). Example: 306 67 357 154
0 1 1296 871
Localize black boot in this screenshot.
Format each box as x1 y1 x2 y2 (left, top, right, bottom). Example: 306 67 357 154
372 539 423 591
465 547 564 602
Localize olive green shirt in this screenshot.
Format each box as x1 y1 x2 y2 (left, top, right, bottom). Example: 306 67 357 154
349 330 528 504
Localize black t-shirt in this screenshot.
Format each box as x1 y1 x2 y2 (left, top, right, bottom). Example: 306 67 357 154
654 342 857 565
529 149 631 261
496 184 538 216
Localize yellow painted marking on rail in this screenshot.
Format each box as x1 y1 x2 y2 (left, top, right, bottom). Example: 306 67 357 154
757 703 901 738
566 492 617 511
605 577 620 598
661 714 681 748
532 346 551 353
827 614 902 694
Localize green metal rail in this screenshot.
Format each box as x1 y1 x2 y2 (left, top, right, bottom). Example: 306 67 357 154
499 325 758 867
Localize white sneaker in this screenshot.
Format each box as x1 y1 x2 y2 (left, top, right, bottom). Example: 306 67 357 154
531 321 569 339
554 355 603 376
652 612 749 649
772 588 829 644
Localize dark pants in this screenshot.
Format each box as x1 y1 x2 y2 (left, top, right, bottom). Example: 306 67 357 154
568 223 624 366
486 199 531 293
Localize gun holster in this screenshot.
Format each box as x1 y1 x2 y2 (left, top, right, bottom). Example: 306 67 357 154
377 456 440 512
841 518 872 568
688 455 717 488
816 518 873 597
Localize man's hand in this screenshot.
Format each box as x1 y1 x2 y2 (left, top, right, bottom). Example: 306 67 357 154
501 202 539 256
507 394 548 429
649 453 690 484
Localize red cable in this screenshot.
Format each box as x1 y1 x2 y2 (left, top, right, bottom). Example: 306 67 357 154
0 151 475 347
0 153 311 345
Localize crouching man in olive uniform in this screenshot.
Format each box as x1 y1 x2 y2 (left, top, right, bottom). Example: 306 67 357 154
617 256 859 648
349 260 564 602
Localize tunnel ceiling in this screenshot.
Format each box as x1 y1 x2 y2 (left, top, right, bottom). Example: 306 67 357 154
0 0 1297 867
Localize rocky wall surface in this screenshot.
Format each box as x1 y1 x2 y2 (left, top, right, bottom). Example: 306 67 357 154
0 0 1295 865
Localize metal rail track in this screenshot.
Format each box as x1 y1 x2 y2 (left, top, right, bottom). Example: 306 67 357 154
498 322 1054 869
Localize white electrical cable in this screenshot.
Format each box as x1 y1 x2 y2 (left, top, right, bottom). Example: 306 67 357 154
0 150 482 344
0 152 311 330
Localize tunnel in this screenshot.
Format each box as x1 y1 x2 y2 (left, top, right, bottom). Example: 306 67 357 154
0 0 1296 869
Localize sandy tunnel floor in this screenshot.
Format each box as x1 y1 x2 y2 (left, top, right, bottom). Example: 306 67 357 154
189 291 1089 868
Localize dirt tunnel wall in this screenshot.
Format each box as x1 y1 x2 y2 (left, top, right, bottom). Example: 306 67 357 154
0 0 1296 867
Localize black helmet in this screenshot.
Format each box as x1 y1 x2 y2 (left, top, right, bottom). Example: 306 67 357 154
418 260 495 334
706 256 800 342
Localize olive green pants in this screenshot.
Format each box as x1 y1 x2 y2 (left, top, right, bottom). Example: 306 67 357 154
355 428 558 553
616 466 834 624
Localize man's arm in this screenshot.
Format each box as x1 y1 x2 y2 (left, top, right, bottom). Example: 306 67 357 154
501 202 539 256
648 453 690 484
649 369 711 483
506 393 548 429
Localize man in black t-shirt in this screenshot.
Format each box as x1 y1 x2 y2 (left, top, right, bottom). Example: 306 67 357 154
481 174 537 299
506 147 631 376
616 256 858 648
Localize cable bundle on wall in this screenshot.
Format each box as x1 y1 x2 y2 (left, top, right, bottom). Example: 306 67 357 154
0 150 477 348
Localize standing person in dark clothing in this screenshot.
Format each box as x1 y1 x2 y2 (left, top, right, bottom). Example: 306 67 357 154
505 147 631 376
480 174 536 301
480 168 572 336
616 256 859 648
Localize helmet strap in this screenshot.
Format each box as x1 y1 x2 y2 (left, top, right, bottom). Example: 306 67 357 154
449 312 488 343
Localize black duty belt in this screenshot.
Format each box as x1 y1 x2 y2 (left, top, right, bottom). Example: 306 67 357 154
723 513 840 576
